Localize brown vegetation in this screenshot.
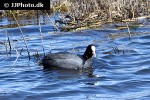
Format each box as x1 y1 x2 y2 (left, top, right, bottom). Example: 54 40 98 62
52 0 150 31
1 0 150 31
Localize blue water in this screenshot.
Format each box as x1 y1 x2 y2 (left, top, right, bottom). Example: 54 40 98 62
0 18 150 100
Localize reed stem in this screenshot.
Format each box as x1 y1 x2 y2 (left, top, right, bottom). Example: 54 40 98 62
10 10 30 61
38 18 45 56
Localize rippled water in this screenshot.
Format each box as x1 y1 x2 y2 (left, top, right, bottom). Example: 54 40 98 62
0 18 150 100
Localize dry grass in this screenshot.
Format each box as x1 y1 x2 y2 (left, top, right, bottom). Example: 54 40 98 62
53 0 149 20
51 0 150 31
1 0 150 31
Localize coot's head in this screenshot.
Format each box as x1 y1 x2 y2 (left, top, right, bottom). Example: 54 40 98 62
83 45 96 59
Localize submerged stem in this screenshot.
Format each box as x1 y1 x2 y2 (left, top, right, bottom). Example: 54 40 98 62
39 18 45 56
125 22 131 41
10 10 30 61
4 28 11 55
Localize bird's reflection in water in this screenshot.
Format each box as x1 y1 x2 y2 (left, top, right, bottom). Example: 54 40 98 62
42 66 102 86
42 66 95 80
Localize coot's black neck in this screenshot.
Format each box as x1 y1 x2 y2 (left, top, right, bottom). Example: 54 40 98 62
82 53 90 59
82 50 93 59
82 45 95 59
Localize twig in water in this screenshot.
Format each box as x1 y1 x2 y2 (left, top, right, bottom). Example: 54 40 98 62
19 47 24 55
125 22 131 41
115 47 120 54
4 28 11 55
33 49 40 63
10 10 30 61
13 47 19 66
113 47 120 54
39 18 45 56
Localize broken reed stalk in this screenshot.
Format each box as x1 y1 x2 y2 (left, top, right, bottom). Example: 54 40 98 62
125 21 131 41
20 47 24 55
2 11 12 55
12 47 19 66
4 28 11 55
10 10 30 60
38 18 45 56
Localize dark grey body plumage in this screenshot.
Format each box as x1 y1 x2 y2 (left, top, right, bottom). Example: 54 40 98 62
42 45 96 69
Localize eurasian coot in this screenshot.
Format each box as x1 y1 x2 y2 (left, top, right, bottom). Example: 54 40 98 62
42 45 96 69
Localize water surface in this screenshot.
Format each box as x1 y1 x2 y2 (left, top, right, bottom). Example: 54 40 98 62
0 18 150 100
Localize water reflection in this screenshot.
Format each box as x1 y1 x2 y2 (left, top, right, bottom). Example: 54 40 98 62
42 67 94 80
0 13 51 28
